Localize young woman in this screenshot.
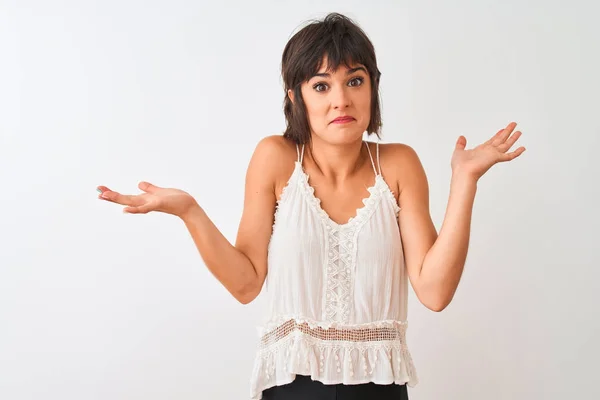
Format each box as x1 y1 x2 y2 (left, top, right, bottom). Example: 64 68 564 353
97 12 525 400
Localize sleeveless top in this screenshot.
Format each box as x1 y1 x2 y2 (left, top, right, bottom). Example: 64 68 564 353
249 140 418 399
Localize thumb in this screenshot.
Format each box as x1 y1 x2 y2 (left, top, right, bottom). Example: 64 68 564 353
455 135 467 151
138 181 161 193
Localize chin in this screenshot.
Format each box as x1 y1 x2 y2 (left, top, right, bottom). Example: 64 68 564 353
332 124 367 141
324 130 365 146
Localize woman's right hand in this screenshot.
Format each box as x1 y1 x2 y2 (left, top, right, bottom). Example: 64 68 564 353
97 181 198 218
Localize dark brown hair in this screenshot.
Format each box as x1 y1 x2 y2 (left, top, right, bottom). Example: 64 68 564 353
281 12 383 144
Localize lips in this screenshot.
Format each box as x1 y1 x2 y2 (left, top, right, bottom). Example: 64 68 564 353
331 117 355 123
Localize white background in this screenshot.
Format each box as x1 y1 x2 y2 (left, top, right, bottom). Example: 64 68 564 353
1 1 598 399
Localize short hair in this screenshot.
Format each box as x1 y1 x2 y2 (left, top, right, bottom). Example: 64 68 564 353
281 12 383 144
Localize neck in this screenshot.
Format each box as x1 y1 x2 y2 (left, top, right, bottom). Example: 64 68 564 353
305 135 367 180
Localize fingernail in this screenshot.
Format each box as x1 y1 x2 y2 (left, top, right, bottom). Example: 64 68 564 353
96 188 102 193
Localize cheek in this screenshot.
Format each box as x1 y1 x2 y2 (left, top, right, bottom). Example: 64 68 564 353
359 88 372 107
358 91 372 116
304 96 329 121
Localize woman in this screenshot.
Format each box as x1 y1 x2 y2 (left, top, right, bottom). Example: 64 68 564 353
97 12 525 400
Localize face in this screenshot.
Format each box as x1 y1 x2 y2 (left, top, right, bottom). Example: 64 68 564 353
289 56 372 145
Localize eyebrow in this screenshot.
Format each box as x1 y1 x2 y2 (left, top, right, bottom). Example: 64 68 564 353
311 66 367 79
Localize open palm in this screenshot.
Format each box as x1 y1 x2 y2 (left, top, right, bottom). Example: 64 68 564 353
451 122 526 180
97 181 197 216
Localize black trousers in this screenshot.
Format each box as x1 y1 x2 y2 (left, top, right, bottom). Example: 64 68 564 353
262 375 409 400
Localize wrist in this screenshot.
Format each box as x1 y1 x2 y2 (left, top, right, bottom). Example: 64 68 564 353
451 167 479 185
450 170 479 197
178 200 203 222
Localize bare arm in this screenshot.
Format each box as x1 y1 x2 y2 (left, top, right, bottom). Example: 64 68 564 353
180 136 283 304
391 145 442 311
394 145 474 312
395 124 524 311
419 170 478 312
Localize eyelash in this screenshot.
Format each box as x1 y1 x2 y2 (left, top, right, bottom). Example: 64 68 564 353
313 77 364 92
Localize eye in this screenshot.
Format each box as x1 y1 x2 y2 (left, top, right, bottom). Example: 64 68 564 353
313 82 328 92
348 77 364 87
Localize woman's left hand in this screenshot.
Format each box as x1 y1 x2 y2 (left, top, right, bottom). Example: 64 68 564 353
451 121 526 181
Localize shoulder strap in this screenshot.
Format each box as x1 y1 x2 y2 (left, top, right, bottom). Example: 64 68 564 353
376 140 382 175
364 141 380 175
296 143 305 164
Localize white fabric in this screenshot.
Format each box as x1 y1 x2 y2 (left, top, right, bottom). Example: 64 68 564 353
249 141 418 399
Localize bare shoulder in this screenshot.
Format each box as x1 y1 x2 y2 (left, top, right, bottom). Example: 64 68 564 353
247 135 297 196
377 142 427 196
252 135 296 163
378 142 422 169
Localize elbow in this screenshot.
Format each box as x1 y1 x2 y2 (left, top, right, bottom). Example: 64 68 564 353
232 288 257 305
237 296 254 305
421 293 452 312
416 280 456 312
426 301 448 312
233 281 263 305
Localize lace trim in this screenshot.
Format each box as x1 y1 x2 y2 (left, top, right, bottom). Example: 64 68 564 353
324 225 353 321
259 318 408 348
271 168 294 232
383 182 401 215
273 162 400 232
257 316 408 336
295 162 385 228
295 162 400 225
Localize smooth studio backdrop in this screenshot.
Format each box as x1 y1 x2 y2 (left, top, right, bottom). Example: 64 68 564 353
1 1 598 399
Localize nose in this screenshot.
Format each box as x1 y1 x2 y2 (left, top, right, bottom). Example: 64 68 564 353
331 85 351 109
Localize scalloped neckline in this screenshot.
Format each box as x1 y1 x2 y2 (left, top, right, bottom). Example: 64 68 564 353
293 161 384 228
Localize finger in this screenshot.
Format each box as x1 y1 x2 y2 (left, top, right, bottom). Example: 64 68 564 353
97 186 118 202
484 129 505 145
138 181 161 194
498 146 526 161
492 122 517 146
100 190 137 205
123 204 153 214
498 131 522 152
455 135 467 150
97 185 112 194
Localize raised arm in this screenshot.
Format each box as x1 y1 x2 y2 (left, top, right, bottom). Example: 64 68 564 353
391 122 524 312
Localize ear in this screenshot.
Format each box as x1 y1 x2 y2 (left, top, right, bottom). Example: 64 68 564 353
287 89 295 105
